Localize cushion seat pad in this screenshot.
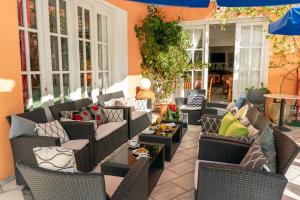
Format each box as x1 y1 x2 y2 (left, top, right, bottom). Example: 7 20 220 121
131 111 147 120
61 139 89 151
180 105 202 110
105 175 124 198
96 122 127 141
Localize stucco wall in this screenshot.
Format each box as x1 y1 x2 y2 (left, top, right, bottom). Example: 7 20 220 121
0 1 24 181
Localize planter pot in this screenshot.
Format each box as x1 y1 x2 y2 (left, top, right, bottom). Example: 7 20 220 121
159 103 168 116
268 101 291 123
246 89 266 104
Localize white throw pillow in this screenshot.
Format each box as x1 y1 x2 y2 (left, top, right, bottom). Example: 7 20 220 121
103 109 124 122
234 104 249 120
36 120 70 144
134 99 148 110
33 146 76 172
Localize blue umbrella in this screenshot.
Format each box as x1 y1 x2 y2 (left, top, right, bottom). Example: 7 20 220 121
128 0 300 8
269 7 300 35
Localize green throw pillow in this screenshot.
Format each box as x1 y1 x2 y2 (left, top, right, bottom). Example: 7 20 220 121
218 112 236 136
258 126 277 173
225 122 249 138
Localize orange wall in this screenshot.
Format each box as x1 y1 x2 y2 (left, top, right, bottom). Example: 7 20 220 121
0 1 24 180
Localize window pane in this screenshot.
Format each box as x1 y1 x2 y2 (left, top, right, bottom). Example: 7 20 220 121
253 25 263 48
53 74 61 104
103 45 108 71
194 29 203 49
240 48 250 70
48 0 57 33
17 0 23 27
103 16 108 43
252 48 261 70
79 41 84 70
78 7 83 38
22 75 29 109
103 72 109 89
241 26 251 48
185 29 193 41
28 32 39 71
19 30 26 71
61 37 68 71
86 42 91 70
31 74 41 109
63 74 70 102
194 50 202 63
87 73 92 97
80 73 85 98
50 36 59 71
27 0 37 29
84 10 90 39
98 73 103 89
97 14 102 42
59 0 67 35
98 44 103 71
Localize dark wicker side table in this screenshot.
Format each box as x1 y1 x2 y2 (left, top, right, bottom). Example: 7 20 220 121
161 113 188 138
139 125 181 161
101 142 165 195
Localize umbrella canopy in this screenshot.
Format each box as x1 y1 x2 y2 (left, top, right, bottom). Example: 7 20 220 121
269 7 300 35
128 0 300 8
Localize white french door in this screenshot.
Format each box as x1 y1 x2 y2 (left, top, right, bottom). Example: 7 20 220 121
76 1 112 101
233 22 268 99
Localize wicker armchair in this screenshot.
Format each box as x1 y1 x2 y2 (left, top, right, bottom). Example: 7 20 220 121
175 89 217 125
7 109 94 186
196 128 299 200
49 98 128 164
98 91 152 139
16 158 149 200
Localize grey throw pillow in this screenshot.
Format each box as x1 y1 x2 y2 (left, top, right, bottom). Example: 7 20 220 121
258 126 277 173
9 115 37 139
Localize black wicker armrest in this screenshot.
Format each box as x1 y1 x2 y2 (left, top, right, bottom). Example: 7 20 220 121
111 158 149 200
206 102 228 109
175 97 187 106
60 121 95 141
198 138 249 163
196 160 287 200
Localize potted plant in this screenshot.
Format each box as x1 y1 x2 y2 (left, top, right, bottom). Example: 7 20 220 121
134 6 192 116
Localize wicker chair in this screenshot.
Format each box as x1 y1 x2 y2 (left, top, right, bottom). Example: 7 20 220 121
49 98 128 164
7 108 94 186
98 91 152 139
175 89 217 125
196 128 299 200
16 158 149 200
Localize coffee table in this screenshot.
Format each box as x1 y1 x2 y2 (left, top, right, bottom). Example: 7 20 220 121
162 113 188 137
101 142 165 195
139 125 181 161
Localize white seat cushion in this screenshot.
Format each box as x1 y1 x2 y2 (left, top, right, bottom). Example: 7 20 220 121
105 175 124 198
195 160 200 189
180 105 202 110
96 122 127 141
61 139 89 151
131 111 147 120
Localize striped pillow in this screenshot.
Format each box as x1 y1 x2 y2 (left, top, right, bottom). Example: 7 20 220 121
33 146 76 172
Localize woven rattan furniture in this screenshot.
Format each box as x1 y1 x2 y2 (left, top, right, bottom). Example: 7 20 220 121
175 89 218 125
16 158 149 200
7 108 94 186
196 127 299 200
161 113 188 137
139 125 181 161
98 91 152 139
101 142 165 195
49 98 128 164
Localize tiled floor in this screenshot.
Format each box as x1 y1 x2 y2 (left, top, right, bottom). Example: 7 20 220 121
1 125 300 200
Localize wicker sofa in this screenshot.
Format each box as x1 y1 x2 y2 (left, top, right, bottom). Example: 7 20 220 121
175 89 217 125
195 127 299 200
98 91 152 139
7 108 94 186
49 98 128 165
17 158 149 200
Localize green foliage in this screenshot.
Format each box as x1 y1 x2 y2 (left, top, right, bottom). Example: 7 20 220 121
134 6 192 101
246 82 271 94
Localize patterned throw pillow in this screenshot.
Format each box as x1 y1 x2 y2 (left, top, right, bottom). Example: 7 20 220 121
36 120 70 144
72 110 93 121
114 98 136 111
248 125 260 139
234 104 249 120
103 109 124 122
86 105 109 125
187 93 204 107
60 111 76 121
135 99 148 110
33 146 76 172
240 140 268 170
239 117 251 127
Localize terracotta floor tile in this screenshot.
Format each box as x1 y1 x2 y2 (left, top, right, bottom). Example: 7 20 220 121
156 169 179 185
150 182 186 200
168 162 195 176
177 189 194 200
171 172 195 191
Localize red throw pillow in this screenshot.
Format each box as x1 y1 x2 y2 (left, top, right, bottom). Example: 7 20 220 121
86 105 109 125
72 110 93 121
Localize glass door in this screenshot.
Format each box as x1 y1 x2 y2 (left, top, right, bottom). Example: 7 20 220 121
234 22 267 99
47 0 71 104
